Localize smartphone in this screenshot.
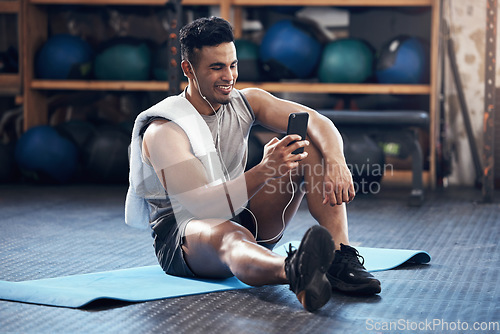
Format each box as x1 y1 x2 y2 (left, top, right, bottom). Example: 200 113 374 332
286 112 309 154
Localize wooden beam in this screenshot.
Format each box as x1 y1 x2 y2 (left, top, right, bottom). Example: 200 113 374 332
29 0 170 5
22 1 48 130
30 80 431 95
232 0 432 6
0 74 21 95
0 1 20 13
235 83 431 95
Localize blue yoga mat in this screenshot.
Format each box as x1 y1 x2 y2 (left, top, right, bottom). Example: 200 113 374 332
0 244 430 308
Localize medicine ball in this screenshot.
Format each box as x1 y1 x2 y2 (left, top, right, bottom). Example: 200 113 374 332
82 124 130 184
376 36 429 84
94 38 152 81
234 39 261 82
56 120 97 178
318 39 374 83
56 120 97 152
35 34 93 79
260 19 322 80
152 41 168 81
342 130 385 186
15 126 79 183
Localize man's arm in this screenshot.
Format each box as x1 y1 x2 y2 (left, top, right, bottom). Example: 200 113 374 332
142 119 309 218
242 87 355 205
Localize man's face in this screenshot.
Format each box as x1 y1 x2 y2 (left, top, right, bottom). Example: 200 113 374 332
192 42 238 106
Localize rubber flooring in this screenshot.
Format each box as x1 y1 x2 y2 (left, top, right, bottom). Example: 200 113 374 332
0 184 499 333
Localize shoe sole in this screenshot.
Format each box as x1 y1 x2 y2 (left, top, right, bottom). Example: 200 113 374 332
327 274 381 295
296 226 335 312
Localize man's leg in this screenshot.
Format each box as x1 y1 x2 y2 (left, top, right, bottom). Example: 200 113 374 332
246 139 348 249
182 219 286 286
300 140 381 295
300 141 349 249
182 218 335 312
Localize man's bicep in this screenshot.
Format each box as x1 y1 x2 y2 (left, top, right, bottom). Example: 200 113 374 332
143 121 209 195
242 87 310 133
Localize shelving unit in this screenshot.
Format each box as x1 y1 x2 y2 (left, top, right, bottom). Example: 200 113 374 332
0 0 22 96
21 0 441 186
21 0 224 129
230 0 441 187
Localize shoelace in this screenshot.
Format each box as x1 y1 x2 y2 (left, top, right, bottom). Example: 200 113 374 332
342 245 365 267
285 244 297 260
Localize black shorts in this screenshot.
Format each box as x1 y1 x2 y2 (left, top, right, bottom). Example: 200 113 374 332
152 207 275 278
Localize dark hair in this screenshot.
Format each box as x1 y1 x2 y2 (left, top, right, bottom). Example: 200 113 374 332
179 16 234 65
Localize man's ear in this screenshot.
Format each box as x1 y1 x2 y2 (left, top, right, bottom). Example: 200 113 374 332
181 60 193 78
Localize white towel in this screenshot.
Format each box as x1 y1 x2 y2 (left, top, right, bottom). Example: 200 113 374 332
125 96 225 229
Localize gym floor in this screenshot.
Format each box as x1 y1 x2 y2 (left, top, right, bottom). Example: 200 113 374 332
0 184 499 333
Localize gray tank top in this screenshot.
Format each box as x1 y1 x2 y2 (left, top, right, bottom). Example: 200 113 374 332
147 89 255 225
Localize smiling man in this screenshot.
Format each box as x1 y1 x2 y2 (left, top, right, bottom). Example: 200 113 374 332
129 16 380 312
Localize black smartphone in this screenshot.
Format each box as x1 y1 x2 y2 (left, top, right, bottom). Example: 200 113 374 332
286 112 309 154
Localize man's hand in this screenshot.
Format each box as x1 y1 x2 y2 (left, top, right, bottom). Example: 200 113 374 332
258 135 309 181
322 162 355 206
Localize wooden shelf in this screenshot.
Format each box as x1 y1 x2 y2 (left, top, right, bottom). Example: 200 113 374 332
29 0 169 5
30 80 430 95
235 83 431 95
31 80 171 91
0 74 21 95
232 0 432 7
21 0 441 187
182 0 226 5
28 0 221 5
0 1 20 13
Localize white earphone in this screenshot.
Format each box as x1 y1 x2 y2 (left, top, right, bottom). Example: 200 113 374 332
185 58 293 245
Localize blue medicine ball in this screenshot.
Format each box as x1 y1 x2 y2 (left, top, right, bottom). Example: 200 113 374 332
15 126 78 183
376 36 429 84
35 34 93 79
260 20 322 80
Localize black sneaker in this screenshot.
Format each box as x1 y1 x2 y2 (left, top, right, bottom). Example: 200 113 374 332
284 225 335 312
326 244 381 295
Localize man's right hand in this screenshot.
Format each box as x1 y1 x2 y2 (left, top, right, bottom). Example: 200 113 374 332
257 135 309 181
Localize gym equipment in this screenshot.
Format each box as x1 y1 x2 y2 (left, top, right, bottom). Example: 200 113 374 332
14 126 78 183
320 110 429 206
0 244 430 308
259 19 322 80
94 38 152 81
341 129 385 185
82 124 130 183
234 39 261 82
376 36 429 84
318 39 374 83
152 41 168 81
56 120 97 152
56 120 98 179
35 34 93 79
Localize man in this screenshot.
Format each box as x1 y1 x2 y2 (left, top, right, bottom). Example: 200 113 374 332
130 16 380 312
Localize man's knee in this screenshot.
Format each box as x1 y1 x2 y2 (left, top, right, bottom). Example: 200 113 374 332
187 219 254 249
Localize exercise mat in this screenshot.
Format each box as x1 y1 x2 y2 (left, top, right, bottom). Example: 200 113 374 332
0 244 430 308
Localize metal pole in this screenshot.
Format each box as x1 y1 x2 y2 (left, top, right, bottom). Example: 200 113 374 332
482 0 497 202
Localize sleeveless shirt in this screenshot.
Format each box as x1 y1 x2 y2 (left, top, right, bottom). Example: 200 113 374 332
146 89 255 227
